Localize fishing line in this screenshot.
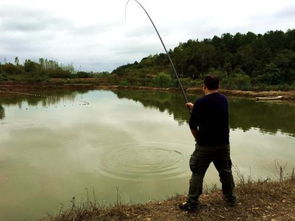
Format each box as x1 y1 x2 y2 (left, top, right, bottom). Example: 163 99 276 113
125 0 189 106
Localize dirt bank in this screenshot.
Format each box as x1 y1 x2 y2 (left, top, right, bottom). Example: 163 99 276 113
1 81 295 100
41 179 295 221
187 87 295 100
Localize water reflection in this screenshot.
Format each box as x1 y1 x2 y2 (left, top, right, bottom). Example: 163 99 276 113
0 89 89 120
115 90 190 125
0 89 294 221
0 105 4 119
229 98 295 136
113 90 295 137
1 89 294 136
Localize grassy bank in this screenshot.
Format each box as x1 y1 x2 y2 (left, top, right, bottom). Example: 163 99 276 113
40 176 295 221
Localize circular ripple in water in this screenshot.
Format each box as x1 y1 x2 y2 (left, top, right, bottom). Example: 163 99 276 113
98 142 188 181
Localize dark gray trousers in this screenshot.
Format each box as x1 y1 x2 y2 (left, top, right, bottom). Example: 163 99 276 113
187 144 235 205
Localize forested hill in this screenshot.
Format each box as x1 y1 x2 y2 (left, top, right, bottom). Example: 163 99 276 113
1 30 294 90
112 29 295 90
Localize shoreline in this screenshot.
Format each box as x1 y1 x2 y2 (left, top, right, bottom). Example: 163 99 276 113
1 81 295 100
41 178 295 221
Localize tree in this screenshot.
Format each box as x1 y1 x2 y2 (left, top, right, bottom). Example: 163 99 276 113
24 59 40 72
255 63 281 85
14 57 19 66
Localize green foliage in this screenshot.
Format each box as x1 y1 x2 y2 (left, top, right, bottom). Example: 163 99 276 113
112 29 295 90
14 57 19 66
1 29 294 89
1 63 23 75
209 69 228 80
76 71 92 78
254 63 281 85
222 73 251 90
152 72 174 88
0 73 8 81
180 78 202 87
24 59 40 72
0 58 78 82
118 80 131 86
26 70 50 82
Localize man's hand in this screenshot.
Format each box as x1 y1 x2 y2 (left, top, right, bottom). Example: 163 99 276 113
185 102 194 110
191 129 199 140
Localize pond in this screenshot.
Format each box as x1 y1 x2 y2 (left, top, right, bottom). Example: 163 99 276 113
0 89 294 220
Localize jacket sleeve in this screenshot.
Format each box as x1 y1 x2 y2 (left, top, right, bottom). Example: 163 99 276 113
189 100 200 130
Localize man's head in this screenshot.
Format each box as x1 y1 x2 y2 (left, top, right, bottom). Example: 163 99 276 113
203 75 219 94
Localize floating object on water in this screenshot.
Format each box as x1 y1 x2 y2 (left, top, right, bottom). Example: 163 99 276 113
256 96 283 101
79 100 90 105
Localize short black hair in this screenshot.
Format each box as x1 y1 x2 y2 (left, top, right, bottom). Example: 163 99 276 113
204 75 219 90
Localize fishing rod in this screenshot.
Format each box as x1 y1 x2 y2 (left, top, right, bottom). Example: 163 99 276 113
125 0 189 105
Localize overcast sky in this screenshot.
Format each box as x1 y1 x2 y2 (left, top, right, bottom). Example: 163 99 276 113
0 0 294 72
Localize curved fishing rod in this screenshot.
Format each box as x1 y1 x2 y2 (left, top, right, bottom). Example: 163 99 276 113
125 0 189 105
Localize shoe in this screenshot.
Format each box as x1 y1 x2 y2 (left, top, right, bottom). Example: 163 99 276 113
223 195 236 207
178 202 199 212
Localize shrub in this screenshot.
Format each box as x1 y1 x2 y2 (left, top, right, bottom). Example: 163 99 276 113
76 71 92 78
209 69 227 81
119 80 131 86
24 60 40 72
1 63 23 75
26 70 50 82
0 73 8 81
152 72 174 88
222 73 251 90
179 78 200 87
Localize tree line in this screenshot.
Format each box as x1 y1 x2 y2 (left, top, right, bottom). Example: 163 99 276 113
112 29 295 90
1 29 294 90
0 58 107 82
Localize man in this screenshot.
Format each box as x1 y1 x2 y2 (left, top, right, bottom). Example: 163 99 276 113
179 75 236 212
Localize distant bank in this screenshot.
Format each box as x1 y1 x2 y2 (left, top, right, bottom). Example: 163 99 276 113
1 80 295 100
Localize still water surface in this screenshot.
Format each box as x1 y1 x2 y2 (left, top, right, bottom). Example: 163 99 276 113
0 89 295 220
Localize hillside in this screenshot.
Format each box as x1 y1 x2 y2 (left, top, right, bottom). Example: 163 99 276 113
111 29 295 90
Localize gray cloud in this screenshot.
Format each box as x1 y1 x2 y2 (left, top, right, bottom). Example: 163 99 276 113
0 5 118 36
123 25 155 38
275 4 295 19
0 6 69 32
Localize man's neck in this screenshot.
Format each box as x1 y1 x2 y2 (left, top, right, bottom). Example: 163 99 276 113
204 90 218 95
